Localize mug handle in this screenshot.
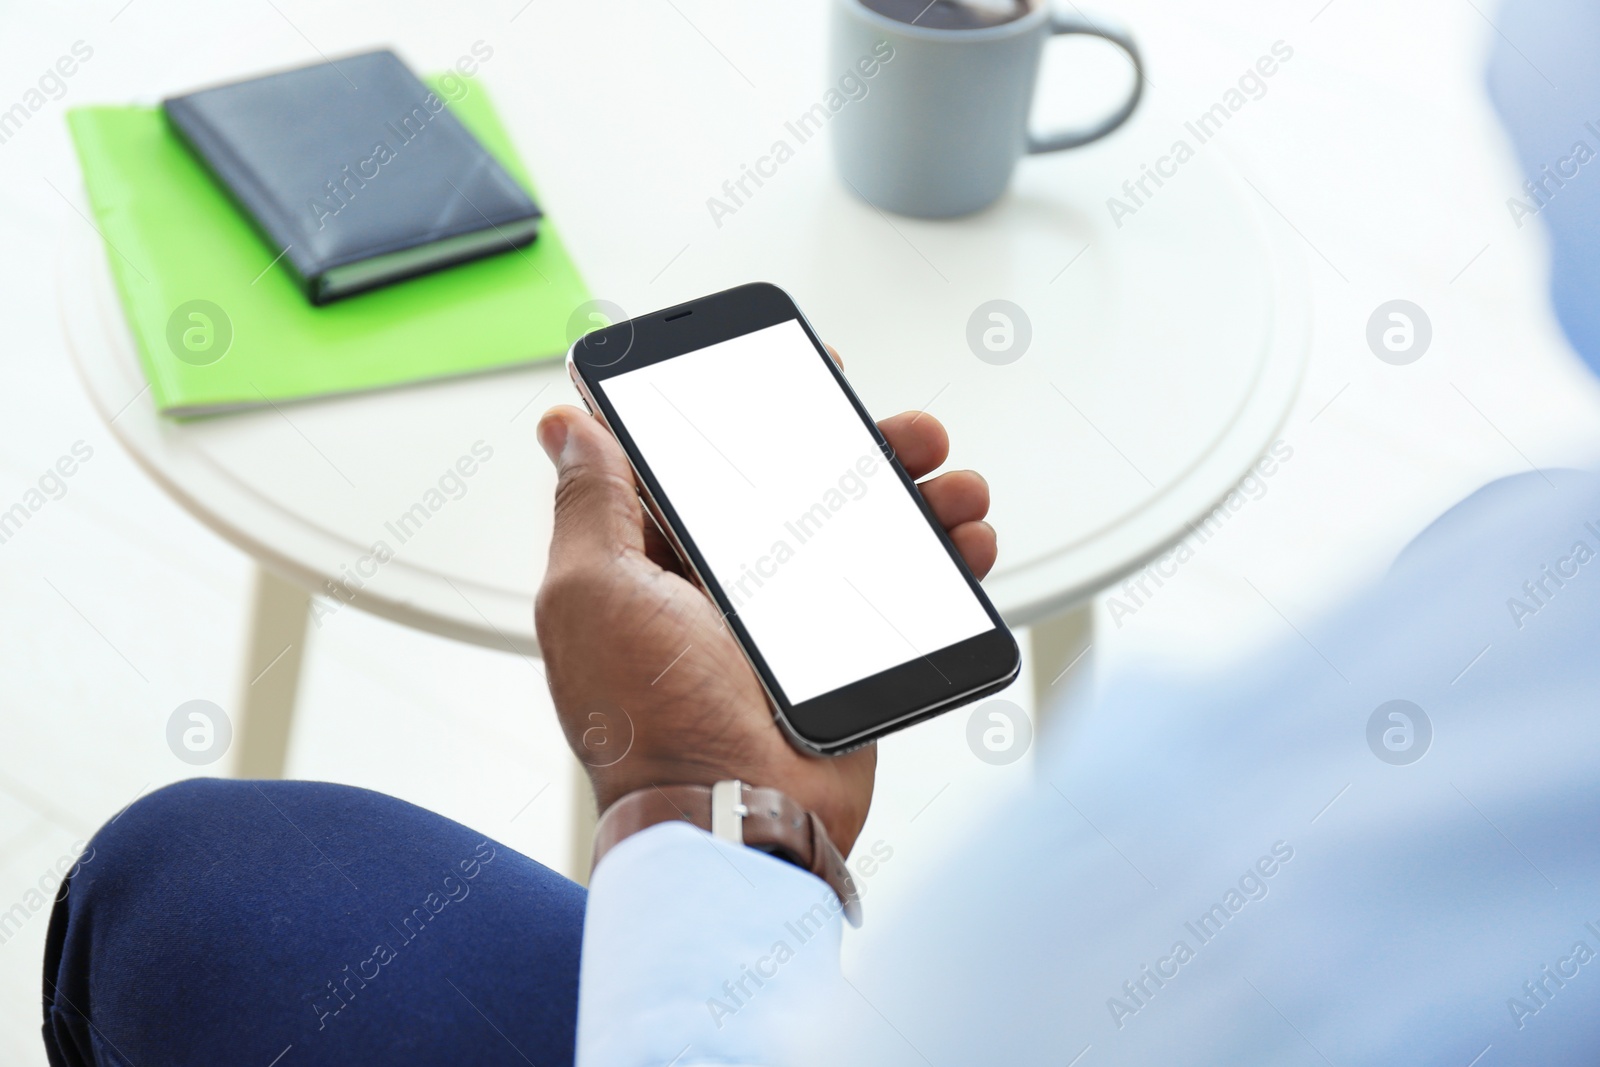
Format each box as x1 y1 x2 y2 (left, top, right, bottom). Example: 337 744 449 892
1026 12 1144 154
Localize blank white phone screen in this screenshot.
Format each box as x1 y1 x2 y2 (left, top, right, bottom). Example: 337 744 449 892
603 319 994 704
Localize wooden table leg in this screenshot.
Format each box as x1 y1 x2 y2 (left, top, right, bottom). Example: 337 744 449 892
1030 602 1095 740
569 761 598 885
233 566 310 779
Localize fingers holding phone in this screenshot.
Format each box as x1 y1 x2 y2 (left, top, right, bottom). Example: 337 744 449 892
563 282 1018 755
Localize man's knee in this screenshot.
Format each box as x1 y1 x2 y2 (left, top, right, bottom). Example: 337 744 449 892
70 777 250 902
42 777 263 1063
90 775 244 846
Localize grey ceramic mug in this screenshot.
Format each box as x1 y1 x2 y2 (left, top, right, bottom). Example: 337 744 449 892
830 0 1143 217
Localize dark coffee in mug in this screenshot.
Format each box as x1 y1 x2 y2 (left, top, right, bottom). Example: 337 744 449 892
859 0 1034 31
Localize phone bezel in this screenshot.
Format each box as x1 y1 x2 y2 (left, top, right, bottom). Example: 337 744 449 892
566 282 1020 753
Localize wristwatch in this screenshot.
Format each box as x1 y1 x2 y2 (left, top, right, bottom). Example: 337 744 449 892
591 780 862 926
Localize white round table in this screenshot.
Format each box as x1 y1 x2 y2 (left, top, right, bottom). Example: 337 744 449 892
61 27 1307 869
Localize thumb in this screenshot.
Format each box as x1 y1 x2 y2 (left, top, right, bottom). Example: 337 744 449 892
538 405 645 564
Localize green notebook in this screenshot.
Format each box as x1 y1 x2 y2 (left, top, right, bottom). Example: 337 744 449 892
68 79 589 418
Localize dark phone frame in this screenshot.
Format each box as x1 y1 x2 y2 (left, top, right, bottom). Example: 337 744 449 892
566 282 1020 753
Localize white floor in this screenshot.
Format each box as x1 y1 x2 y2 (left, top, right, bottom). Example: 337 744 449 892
5 0 1600 1063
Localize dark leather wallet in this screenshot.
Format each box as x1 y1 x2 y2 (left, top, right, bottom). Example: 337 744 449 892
164 49 541 304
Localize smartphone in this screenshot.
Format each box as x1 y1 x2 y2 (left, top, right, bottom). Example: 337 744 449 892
566 282 1020 754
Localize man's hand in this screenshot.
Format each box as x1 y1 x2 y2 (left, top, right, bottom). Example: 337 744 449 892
534 359 996 858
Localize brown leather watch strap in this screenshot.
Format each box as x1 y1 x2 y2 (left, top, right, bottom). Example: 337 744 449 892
591 781 862 926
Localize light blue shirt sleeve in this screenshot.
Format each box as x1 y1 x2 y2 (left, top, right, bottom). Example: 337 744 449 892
578 470 1600 1066
577 821 848 1067
838 469 1600 1066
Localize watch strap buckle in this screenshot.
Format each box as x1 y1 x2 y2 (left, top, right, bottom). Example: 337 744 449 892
710 779 748 844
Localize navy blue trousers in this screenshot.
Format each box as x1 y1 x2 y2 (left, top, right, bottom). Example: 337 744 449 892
41 778 585 1066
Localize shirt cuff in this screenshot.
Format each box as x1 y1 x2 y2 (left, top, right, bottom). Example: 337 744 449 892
576 821 849 1067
